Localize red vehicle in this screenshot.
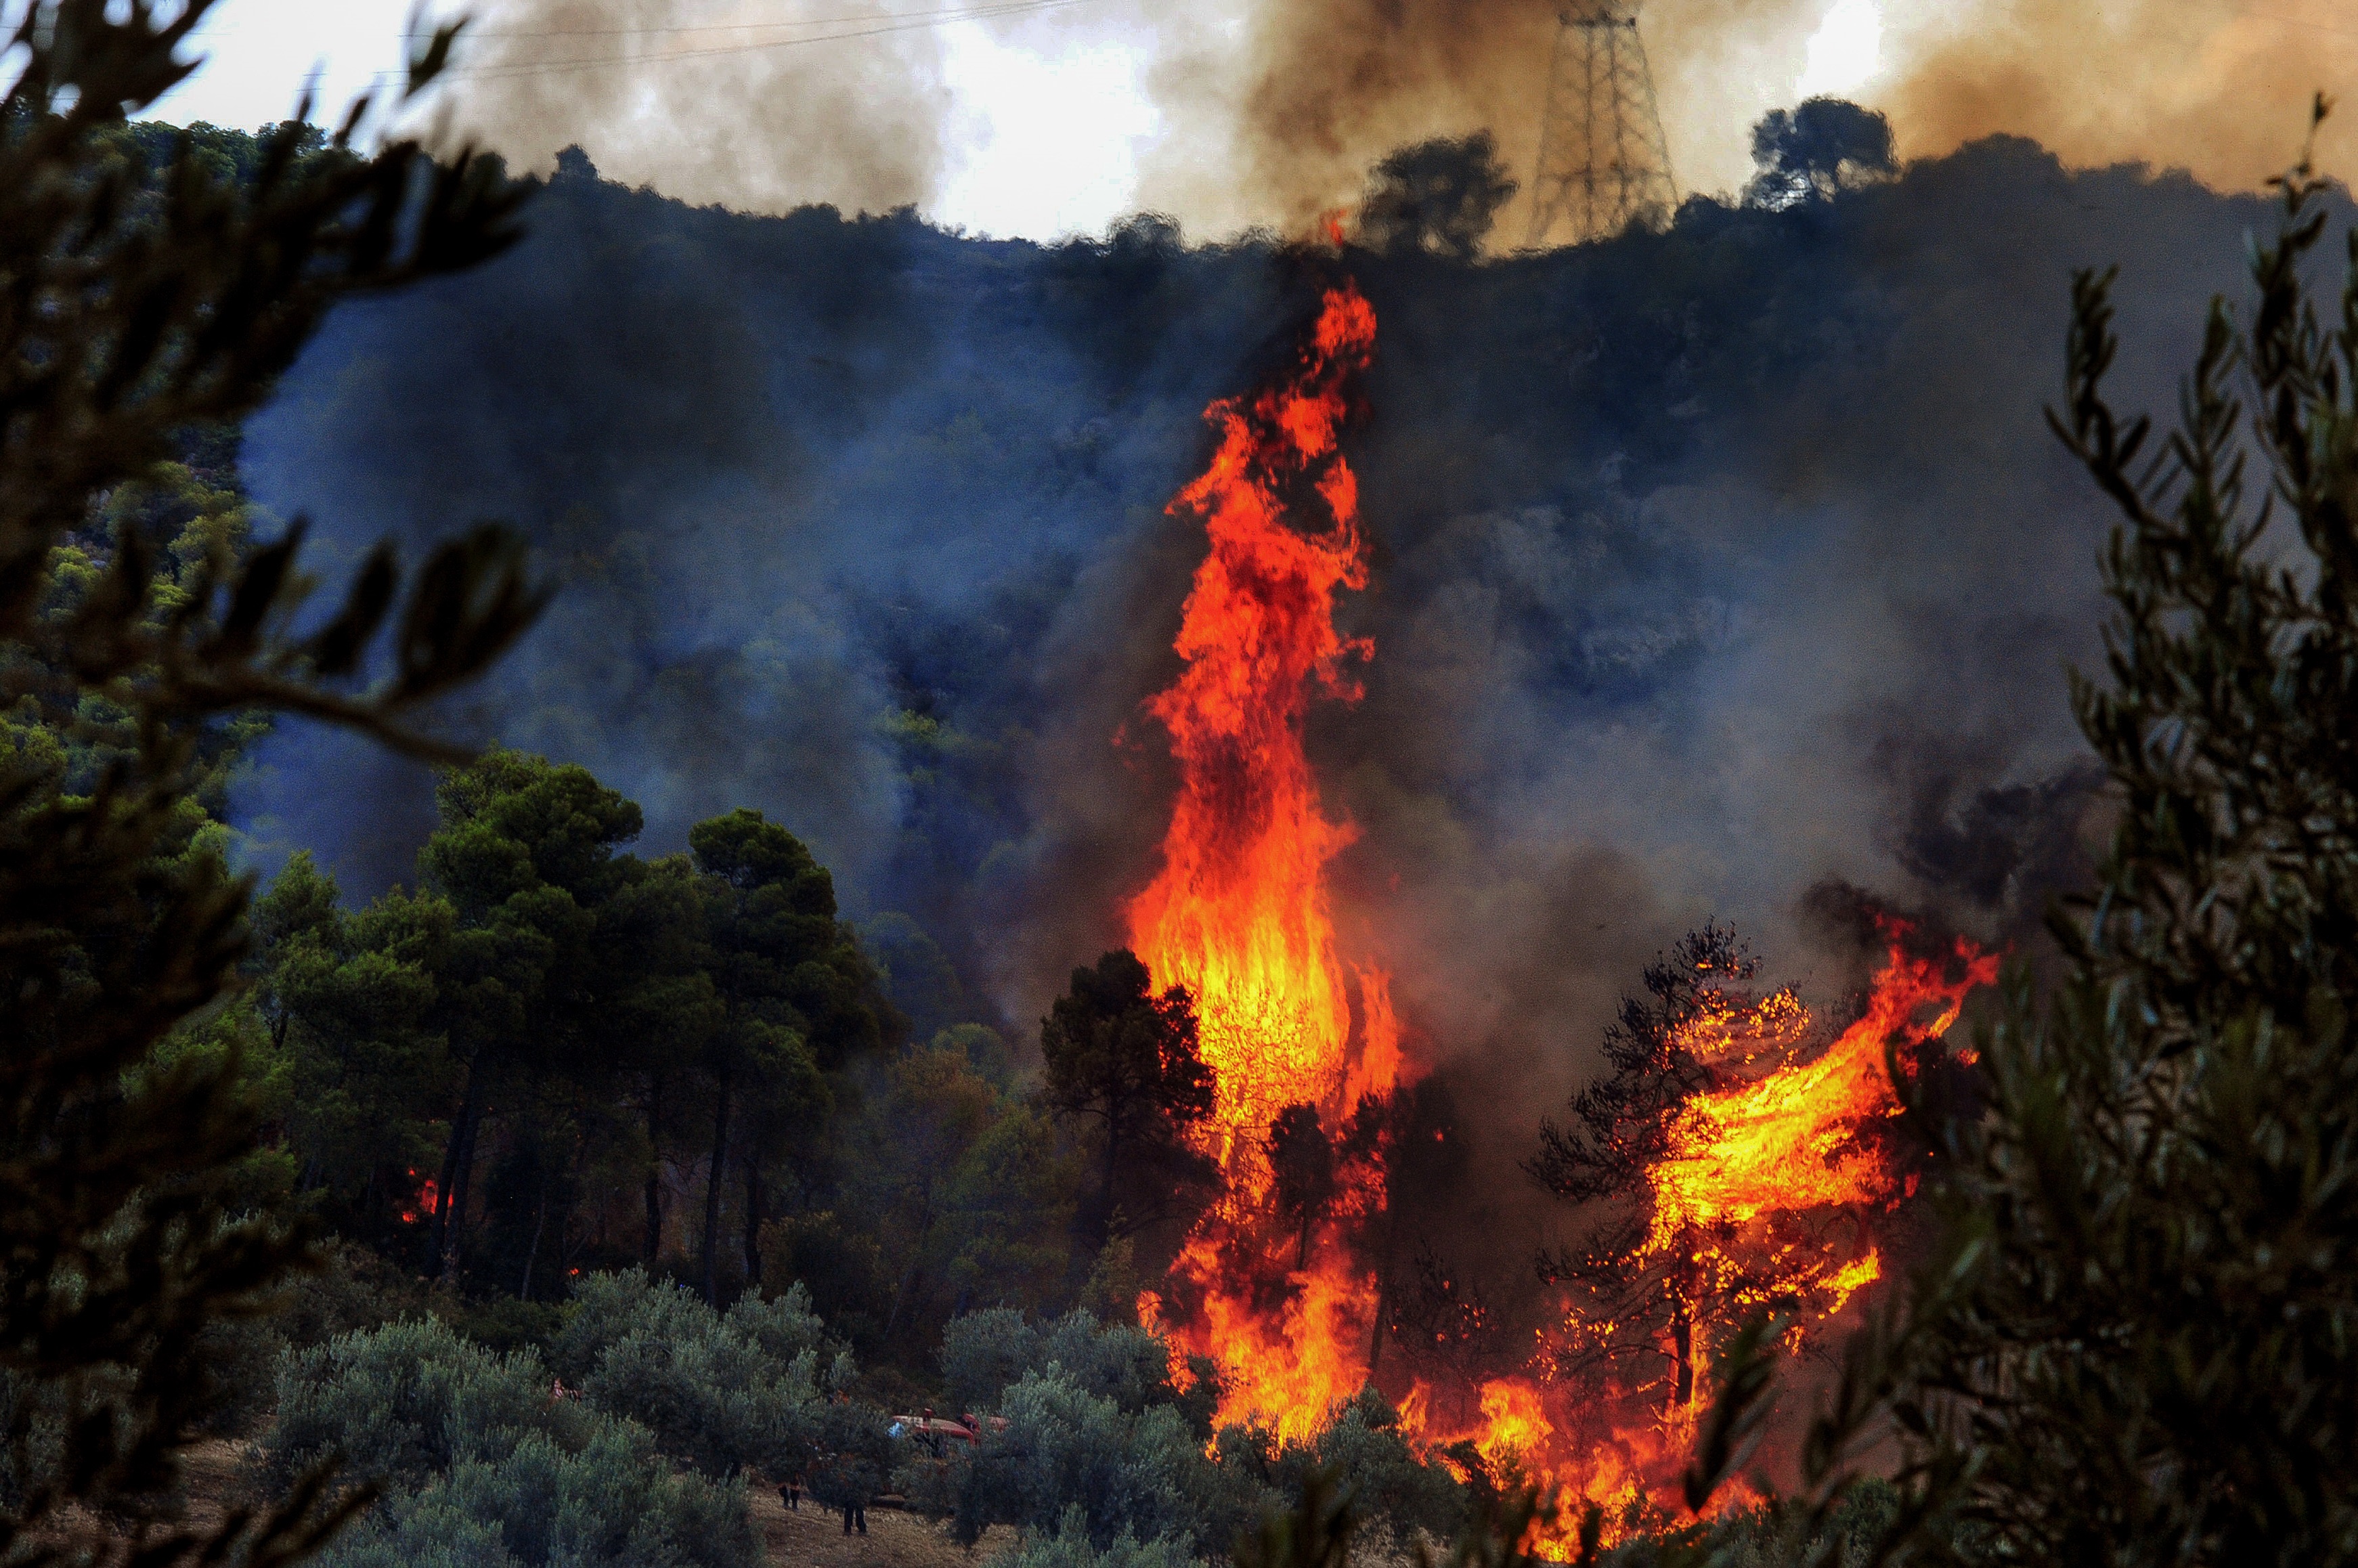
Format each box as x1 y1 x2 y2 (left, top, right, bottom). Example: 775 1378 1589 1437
891 1410 1009 1457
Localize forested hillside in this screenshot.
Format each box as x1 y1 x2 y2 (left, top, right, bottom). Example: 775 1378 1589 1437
234 121 2326 1096
49 98 2337 1385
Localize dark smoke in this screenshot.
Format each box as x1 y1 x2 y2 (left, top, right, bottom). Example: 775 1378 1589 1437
232 119 2349 1319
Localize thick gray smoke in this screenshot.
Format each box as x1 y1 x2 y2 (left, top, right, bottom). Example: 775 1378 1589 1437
232 125 2348 1302
435 0 953 215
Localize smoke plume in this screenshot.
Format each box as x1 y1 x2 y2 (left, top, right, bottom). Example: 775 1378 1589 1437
1135 0 2354 240
435 0 955 215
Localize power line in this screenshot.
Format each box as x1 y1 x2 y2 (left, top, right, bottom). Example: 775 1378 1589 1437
400 0 1098 81
392 0 1085 40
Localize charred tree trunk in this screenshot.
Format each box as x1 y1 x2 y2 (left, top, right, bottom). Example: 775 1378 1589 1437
1669 1287 1695 1413
433 1055 489 1280
742 1146 765 1290
520 1178 549 1302
701 1067 734 1306
1097 1114 1122 1246
643 1072 666 1265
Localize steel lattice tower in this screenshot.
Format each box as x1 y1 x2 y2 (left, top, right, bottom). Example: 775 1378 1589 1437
1525 1 1679 248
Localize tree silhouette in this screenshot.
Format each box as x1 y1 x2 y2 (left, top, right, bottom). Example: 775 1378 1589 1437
1744 97 1896 209
1268 1103 1340 1270
1039 949 1218 1247
1358 132 1519 261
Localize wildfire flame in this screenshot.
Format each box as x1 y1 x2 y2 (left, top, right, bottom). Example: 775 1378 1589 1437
1402 926 1998 1546
1127 280 1397 1440
399 1168 441 1225
1117 274 2001 1531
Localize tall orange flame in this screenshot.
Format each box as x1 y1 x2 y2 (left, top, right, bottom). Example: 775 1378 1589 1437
1127 281 1397 1439
1116 276 2001 1526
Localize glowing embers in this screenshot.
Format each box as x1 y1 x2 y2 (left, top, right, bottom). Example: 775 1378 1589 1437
1125 280 1397 1439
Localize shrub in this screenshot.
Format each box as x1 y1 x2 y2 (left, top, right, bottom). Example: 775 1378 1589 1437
911 1364 1267 1556
1270 1390 1463 1547
552 1268 858 1479
261 1316 760 1568
261 1317 571 1496
314 1425 758 1568
1000 1504 1198 1568
941 1307 1176 1415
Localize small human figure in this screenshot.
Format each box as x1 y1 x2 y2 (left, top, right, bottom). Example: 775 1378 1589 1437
841 1499 866 1535
780 1474 801 1511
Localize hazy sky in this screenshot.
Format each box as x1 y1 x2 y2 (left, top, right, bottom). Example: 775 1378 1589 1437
141 0 2353 242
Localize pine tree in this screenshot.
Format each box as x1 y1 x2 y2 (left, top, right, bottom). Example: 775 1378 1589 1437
1039 950 1218 1247
1527 925 1802 1415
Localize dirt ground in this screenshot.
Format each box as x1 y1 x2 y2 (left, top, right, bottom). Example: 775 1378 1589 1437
177 1437 252 1530
167 1437 1016 1568
748 1489 1016 1568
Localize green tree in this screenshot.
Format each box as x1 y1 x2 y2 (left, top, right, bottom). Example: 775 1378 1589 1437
1039 950 1218 1248
1731 102 2358 1568
252 856 456 1243
846 1037 1078 1349
0 4 532 1563
593 853 722 1269
419 752 645 1280
686 807 890 1304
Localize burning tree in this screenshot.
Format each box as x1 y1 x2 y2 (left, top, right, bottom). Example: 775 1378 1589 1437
1120 276 1403 1440
1528 921 1992 1422
1527 925 1810 1414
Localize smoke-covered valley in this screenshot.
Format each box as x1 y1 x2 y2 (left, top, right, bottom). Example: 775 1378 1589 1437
233 124 2347 1273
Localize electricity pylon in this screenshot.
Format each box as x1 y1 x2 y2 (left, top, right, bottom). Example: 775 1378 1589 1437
1525 0 1679 248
